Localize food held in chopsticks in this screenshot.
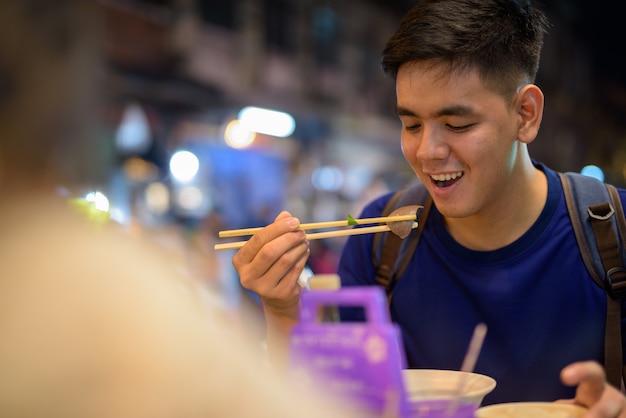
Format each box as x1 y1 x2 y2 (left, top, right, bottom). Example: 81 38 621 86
387 205 421 239
214 205 422 251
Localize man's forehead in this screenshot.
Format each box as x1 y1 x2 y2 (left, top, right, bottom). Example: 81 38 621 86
396 102 478 119
397 60 482 86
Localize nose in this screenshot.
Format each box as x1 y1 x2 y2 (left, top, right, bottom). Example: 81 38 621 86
415 125 448 161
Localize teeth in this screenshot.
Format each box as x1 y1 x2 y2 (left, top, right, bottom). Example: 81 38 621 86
431 172 463 182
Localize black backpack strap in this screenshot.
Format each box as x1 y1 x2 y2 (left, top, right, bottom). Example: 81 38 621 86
372 190 405 292
559 172 626 389
599 184 626 389
372 182 433 302
608 184 626 253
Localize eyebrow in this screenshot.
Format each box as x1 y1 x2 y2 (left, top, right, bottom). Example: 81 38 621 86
396 104 477 118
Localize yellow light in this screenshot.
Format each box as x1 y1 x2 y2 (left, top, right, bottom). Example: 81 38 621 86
144 182 170 215
224 119 256 149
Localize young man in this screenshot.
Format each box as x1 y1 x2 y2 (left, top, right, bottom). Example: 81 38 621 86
233 0 626 414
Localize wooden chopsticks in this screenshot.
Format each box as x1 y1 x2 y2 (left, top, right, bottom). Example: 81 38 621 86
214 214 417 251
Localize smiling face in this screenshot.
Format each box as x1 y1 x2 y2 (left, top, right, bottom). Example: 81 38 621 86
396 61 536 222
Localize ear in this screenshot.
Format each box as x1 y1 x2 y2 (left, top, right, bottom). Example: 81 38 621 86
515 84 544 144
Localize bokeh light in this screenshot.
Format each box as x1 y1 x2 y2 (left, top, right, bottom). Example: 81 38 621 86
311 166 344 192
169 150 200 183
238 106 295 138
84 191 110 212
224 119 256 149
581 165 605 182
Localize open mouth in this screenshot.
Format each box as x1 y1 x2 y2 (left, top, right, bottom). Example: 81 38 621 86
430 171 464 188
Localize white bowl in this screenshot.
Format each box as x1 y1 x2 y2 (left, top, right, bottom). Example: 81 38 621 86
476 402 588 417
402 369 496 405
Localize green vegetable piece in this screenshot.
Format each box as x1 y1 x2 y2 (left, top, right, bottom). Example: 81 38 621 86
347 214 358 226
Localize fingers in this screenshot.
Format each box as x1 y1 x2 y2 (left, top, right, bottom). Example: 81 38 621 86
561 361 605 395
561 361 626 417
234 211 302 265
584 389 625 418
259 244 309 310
254 238 309 295
232 211 310 312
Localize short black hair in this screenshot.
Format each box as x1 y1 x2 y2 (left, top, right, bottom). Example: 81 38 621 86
382 0 550 96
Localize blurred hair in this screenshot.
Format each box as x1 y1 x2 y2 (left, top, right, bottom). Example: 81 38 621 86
381 0 551 97
0 0 112 190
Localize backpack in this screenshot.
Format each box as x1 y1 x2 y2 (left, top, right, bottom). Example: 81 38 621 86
372 171 626 389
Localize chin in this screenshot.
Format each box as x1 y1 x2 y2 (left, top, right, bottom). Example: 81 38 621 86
431 199 473 219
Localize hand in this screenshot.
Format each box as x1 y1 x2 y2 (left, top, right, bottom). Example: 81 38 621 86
232 211 310 320
559 361 626 417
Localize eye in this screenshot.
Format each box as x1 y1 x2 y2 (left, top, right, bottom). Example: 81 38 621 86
398 115 421 133
404 123 421 132
447 123 474 132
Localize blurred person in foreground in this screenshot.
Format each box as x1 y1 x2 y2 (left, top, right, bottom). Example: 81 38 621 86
0 2 358 417
233 0 626 416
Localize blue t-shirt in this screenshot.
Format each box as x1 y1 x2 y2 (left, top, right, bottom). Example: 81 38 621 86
337 164 626 405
